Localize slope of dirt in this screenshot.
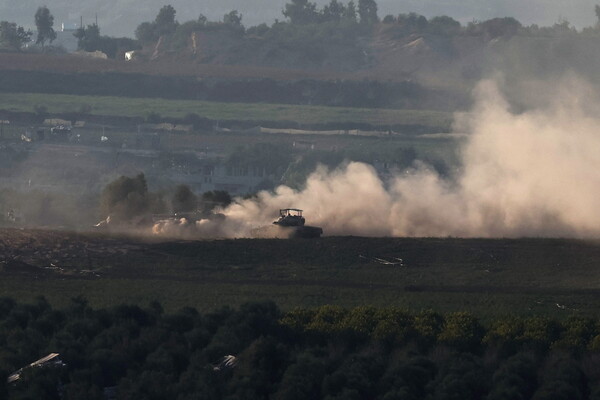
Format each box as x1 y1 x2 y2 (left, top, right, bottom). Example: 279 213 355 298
0 52 334 81
0 27 485 84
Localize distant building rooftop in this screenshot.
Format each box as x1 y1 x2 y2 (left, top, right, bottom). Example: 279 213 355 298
8 353 65 383
61 22 79 32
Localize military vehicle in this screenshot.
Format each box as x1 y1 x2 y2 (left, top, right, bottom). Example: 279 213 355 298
252 208 323 238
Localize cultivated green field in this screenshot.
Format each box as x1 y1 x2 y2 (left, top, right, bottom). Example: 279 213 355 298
0 92 453 129
2 229 600 320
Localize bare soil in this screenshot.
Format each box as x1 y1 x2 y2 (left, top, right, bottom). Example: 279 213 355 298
2 228 600 316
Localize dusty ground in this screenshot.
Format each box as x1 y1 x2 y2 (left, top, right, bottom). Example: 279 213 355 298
1 228 600 317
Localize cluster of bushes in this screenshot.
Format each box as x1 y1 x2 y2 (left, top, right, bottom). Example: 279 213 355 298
137 0 378 44
135 0 600 56
282 306 600 353
132 1 374 68
3 0 600 61
0 21 31 51
171 186 232 214
71 1 600 66
100 173 233 221
73 23 139 58
1 5 138 56
3 299 600 399
128 1 600 76
381 14 523 39
380 13 585 39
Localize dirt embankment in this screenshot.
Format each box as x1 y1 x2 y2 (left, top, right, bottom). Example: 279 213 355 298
0 52 338 81
2 228 600 295
0 28 484 85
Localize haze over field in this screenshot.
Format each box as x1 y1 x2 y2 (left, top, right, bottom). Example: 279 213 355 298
155 77 600 239
3 0 600 239
5 2 600 397
1 0 599 36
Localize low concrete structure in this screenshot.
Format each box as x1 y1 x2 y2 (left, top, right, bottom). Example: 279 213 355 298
8 353 65 383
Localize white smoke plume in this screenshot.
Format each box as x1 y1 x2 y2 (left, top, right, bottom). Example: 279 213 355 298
154 78 600 238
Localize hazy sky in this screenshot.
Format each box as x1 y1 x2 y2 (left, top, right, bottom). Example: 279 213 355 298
1 0 599 37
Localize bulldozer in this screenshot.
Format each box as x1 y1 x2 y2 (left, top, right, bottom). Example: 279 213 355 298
252 208 323 238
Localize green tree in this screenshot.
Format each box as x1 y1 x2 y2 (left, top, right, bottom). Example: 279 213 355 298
397 13 428 33
532 358 587 400
341 306 378 337
306 305 346 335
483 316 525 356
552 317 595 350
479 17 522 38
382 15 395 24
135 5 178 42
73 23 100 51
0 368 8 399
135 21 157 42
413 310 443 347
279 308 316 332
34 6 56 47
200 190 232 212
488 353 538 400
198 14 208 26
223 10 243 27
432 354 488 400
155 5 178 36
358 0 378 24
273 353 326 400
344 1 358 21
227 336 288 398
519 317 562 350
372 308 414 344
322 355 381 399
438 312 484 351
100 173 150 222
380 357 436 399
283 0 320 24
428 15 461 36
172 185 197 213
73 25 122 58
322 0 346 22
12 366 64 400
0 21 32 50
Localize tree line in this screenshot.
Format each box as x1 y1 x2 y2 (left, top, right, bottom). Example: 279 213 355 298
99 173 233 223
0 5 137 57
122 1 600 72
133 0 600 47
2 298 600 399
4 1 600 57
0 6 56 51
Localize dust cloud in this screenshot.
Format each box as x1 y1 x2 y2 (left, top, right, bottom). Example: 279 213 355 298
155 78 600 238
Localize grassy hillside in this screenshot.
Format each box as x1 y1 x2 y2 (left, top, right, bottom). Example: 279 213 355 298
0 92 453 129
1 229 600 319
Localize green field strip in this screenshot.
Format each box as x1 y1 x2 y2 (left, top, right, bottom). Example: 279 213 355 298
0 92 453 128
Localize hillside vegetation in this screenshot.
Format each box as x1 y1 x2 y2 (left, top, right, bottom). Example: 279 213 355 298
3 1 600 115
126 1 600 90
